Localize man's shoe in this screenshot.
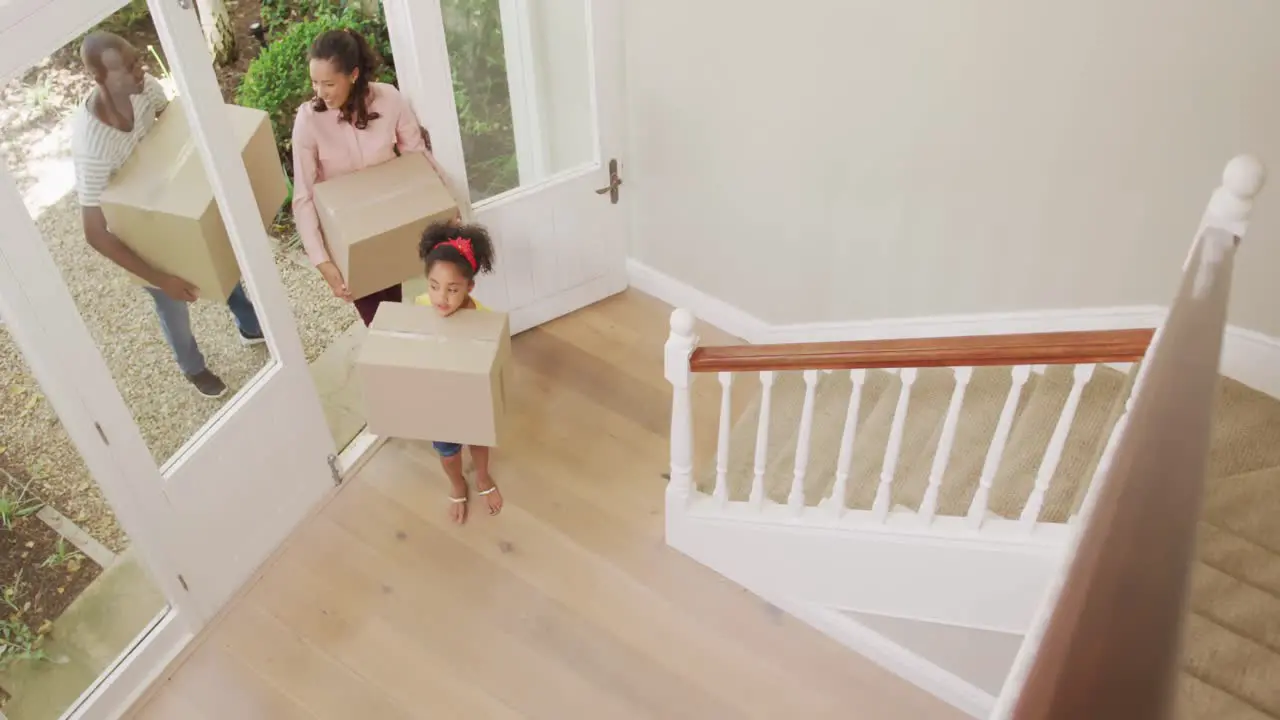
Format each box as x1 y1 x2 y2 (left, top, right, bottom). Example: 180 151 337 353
239 328 266 347
186 370 228 398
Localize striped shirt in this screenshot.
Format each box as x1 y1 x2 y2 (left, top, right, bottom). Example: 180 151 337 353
71 74 170 208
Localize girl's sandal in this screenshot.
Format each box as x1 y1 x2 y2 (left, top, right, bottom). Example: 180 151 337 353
477 485 502 516
448 494 468 524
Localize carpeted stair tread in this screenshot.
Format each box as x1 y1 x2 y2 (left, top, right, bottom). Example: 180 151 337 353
1202 467 1280 556
880 368 956 511
1197 522 1280 600
762 370 895 505
931 367 1018 517
1190 563 1280 655
1181 613 1280 716
984 366 1074 518
1030 365 1128 523
1177 672 1274 720
1208 378 1280 480
842 372 909 510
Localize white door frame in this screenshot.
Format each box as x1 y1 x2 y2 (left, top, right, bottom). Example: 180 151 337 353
383 0 629 334
0 0 339 717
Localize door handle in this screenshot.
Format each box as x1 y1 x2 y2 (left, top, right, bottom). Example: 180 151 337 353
595 159 622 204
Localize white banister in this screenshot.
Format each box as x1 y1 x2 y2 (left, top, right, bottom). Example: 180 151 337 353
920 367 973 523
1020 364 1096 529
824 369 868 518
749 371 775 508
713 372 733 506
967 365 1032 528
993 155 1265 718
872 368 918 520
788 370 821 512
665 310 698 500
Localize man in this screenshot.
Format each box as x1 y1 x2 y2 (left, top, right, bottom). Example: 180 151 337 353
72 32 263 398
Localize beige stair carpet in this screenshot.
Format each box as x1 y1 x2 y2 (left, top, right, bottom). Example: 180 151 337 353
698 364 1280 718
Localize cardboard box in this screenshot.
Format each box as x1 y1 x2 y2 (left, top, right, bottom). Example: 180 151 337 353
312 152 457 300
357 302 511 447
100 99 287 302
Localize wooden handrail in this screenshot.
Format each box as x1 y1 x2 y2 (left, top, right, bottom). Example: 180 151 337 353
688 328 1155 373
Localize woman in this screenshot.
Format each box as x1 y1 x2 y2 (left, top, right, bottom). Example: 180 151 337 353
291 28 453 325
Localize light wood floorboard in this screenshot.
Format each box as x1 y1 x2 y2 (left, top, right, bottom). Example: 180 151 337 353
128 290 964 719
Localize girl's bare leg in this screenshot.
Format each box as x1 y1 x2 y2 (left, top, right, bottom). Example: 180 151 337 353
440 452 469 524
470 446 503 516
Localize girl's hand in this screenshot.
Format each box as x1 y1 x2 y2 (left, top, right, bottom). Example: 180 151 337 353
317 261 352 302
448 209 462 227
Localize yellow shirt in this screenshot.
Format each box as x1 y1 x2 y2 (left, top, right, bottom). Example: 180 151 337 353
413 293 488 312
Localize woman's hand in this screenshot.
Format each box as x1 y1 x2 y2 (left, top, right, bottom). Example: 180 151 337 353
317 261 352 302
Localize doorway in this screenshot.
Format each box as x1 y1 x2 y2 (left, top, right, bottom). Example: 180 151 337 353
0 0 335 717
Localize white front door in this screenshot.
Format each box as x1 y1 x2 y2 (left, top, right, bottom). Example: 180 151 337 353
0 0 335 715
385 0 629 332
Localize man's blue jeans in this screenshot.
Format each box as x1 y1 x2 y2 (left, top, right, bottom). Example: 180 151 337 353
144 282 261 376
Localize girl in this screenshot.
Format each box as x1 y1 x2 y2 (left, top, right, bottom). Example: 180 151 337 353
292 28 456 326
416 222 500 524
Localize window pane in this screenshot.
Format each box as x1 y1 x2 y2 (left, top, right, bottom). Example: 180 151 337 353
440 0 596 202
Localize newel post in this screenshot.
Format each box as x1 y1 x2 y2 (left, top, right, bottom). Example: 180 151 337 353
1201 154 1266 238
665 309 699 500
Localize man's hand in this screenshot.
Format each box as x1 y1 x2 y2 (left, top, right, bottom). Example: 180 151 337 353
156 274 199 302
317 261 352 302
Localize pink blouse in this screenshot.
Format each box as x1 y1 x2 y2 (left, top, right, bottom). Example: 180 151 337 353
291 82 443 266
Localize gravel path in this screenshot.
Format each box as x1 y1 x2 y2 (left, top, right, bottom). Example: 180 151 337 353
1 61 356 552
1 195 354 551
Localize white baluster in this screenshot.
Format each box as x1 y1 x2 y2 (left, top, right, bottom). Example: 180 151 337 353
920 367 973 523
713 372 733 506
788 370 821 512
872 368 918 520
664 310 698 500
967 365 1032 528
1021 364 1096 529
824 369 868 519
749 371 775 509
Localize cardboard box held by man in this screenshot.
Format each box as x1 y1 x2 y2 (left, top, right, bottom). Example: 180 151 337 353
100 99 287 301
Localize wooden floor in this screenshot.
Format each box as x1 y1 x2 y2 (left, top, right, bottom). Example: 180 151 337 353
126 291 963 719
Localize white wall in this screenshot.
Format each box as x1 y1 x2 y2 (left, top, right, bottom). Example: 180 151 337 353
846 611 1023 697
623 0 1280 336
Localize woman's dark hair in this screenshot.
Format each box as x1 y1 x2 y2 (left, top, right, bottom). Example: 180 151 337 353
309 29 381 130
418 221 496 281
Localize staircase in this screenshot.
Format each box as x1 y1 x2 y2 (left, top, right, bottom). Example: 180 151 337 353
659 156 1279 718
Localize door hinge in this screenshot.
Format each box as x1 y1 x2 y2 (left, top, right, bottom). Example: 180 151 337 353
94 422 109 445
177 574 188 591
327 454 342 486
594 158 623 204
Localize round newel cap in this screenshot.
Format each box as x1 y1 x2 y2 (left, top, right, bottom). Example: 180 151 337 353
1222 155 1266 199
669 308 696 337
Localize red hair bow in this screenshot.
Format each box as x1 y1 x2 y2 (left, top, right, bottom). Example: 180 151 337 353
443 237 477 271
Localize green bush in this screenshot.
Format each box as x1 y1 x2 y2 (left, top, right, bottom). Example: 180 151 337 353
236 4 397 168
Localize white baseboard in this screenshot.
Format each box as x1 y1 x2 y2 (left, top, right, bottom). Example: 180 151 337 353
785 602 995 719
626 259 1280 400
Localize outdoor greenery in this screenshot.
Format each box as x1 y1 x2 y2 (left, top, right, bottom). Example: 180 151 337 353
249 0 520 200
0 574 47 670
440 0 518 199
238 2 397 166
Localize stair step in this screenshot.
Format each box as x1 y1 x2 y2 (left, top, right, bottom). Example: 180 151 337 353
1182 613 1280 716
1203 467 1280 556
1177 672 1274 720
1197 522 1280 599
1189 563 1280 654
